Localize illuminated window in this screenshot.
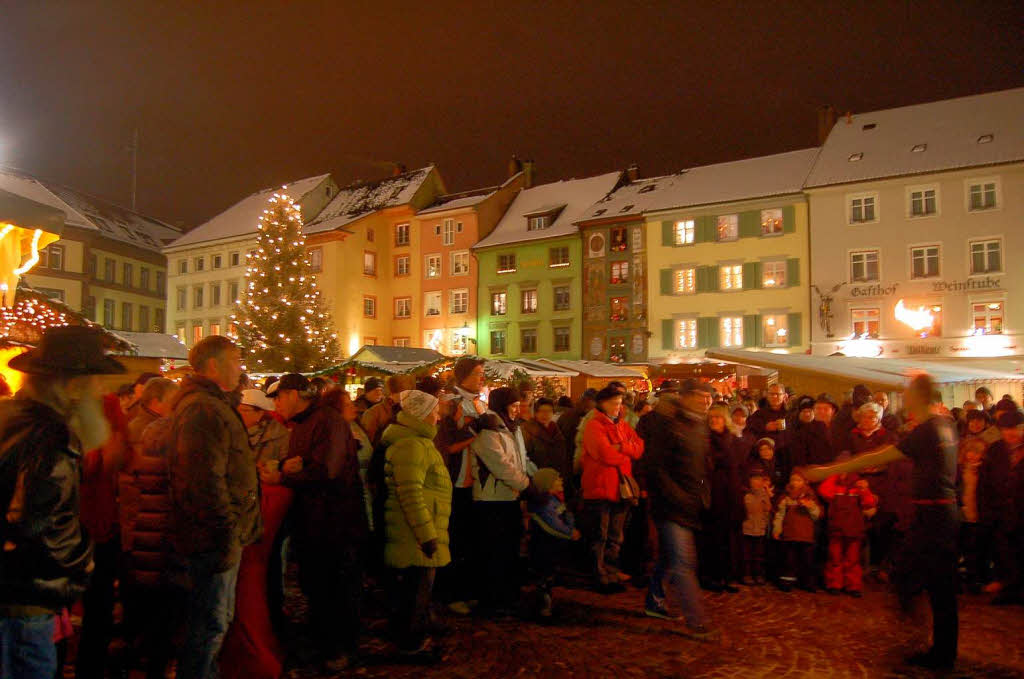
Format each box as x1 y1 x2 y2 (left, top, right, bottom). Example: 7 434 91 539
395 255 410 276
395 297 411 319
554 327 570 352
394 337 410 348
611 227 628 252
673 219 695 245
677 319 697 349
972 302 1003 335
610 297 629 322
910 245 940 279
210 323 221 336
851 308 880 338
717 214 738 241
491 330 506 354
609 337 627 363
970 239 1001 274
395 223 410 246
909 187 938 217
491 292 507 315
362 296 376 318
554 286 571 311
850 250 879 282
449 332 468 356
363 251 377 276
521 328 538 353
720 264 743 290
760 209 783 235
610 261 629 284
497 254 516 273
762 260 786 288
443 219 455 245
43 244 64 270
763 314 789 347
450 289 469 314
902 302 943 338
425 254 441 279
674 268 695 294
968 181 997 211
308 247 323 272
549 247 570 267
451 251 470 276
849 195 876 223
424 292 441 317
192 324 204 344
720 316 743 347
176 326 185 343
521 289 538 314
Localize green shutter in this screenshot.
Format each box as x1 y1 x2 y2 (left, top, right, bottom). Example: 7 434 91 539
739 210 760 238
695 266 707 293
662 319 675 350
743 314 762 348
695 215 714 243
660 268 673 295
742 261 762 290
787 312 802 347
706 265 720 292
786 258 800 287
707 317 720 348
783 205 796 233
697 317 712 349
662 220 676 246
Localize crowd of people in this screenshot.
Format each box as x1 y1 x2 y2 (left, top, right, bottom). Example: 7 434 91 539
2 326 1023 677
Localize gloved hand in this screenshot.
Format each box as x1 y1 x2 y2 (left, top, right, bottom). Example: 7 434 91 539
421 539 438 558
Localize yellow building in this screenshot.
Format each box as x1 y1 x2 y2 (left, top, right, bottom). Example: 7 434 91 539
644 149 820 364
0 169 181 333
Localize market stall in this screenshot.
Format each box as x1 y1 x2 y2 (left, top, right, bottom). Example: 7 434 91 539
535 359 649 396
314 345 452 394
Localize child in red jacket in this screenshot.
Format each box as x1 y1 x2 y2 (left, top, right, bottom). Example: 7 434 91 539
772 471 821 592
819 470 878 596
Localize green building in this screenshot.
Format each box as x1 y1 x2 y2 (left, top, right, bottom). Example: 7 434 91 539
473 172 623 359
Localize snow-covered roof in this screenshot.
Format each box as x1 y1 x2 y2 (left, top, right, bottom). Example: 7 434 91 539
351 345 446 364
0 170 96 230
168 174 330 249
417 189 495 215
112 331 189 360
474 172 623 249
304 166 434 235
805 88 1024 188
577 174 674 223
643 148 820 214
536 359 647 378
484 359 579 378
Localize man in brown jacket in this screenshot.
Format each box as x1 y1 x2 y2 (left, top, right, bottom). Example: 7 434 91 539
166 336 261 679
360 374 414 448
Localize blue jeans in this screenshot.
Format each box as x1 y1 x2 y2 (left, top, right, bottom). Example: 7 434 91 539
177 554 240 679
646 521 708 628
0 615 56 679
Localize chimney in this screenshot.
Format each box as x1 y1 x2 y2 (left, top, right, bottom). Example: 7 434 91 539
522 159 535 189
626 163 640 182
392 162 407 176
507 154 523 179
816 105 837 145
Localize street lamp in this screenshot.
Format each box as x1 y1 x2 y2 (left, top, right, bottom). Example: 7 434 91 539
456 322 478 348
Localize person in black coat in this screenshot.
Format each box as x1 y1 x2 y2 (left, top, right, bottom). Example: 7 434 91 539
989 410 1024 606
700 405 746 592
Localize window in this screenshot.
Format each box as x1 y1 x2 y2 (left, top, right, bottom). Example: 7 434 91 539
395 255 410 276
763 260 786 288
609 337 627 363
103 299 115 328
451 251 470 276
210 323 221 336
88 254 97 278
972 302 1004 335
139 306 150 332
674 268 695 295
424 292 442 317
85 296 96 320
610 297 629 321
178 259 188 275
850 250 880 282
123 263 133 288
394 297 411 318
521 328 538 353
673 219 695 245
104 258 116 282
395 223 410 246
527 215 550 231
490 330 506 354
121 303 133 330
717 214 738 241
457 222 463 233
195 256 205 272
363 296 376 318
450 289 468 314
176 286 186 311
212 254 222 269
140 267 150 290
155 309 164 332
763 314 789 347
228 281 239 303
611 227 628 252
211 282 221 306
720 316 743 347
156 271 166 295
968 181 998 211
851 308 880 338
308 247 323 272
434 224 441 235
554 327 571 352
553 285 571 311
37 287 65 302
366 227 374 243
760 209 783 235
491 292 507 315
497 254 516 273
902 303 943 337
909 187 938 217
970 239 1001 274
549 246 570 267
230 252 240 267
910 245 940 279
394 337 410 348
193 285 204 308
449 333 468 356
363 251 377 276
425 254 441 279
43 244 64 270
521 289 538 314
193 325 204 344
677 318 698 349
443 218 455 245
720 264 743 290
176 326 186 343
610 261 629 284
849 194 876 223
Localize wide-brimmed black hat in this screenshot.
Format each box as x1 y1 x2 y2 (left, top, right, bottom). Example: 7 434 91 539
9 325 125 376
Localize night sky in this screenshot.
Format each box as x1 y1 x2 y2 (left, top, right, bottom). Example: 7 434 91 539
2 1 1022 230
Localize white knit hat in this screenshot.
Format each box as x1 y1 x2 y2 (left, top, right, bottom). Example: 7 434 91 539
241 388 276 411
401 389 439 421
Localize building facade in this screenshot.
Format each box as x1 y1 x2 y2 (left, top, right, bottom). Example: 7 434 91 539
805 88 1024 359
645 149 819 364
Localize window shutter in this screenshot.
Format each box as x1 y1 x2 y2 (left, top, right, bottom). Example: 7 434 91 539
743 314 761 348
707 317 720 348
662 220 676 246
695 266 707 293
662 319 675 350
739 211 759 238
787 312 802 347
786 258 800 287
783 205 796 233
742 261 761 290
706 265 720 292
660 269 673 295
696 215 714 243
697 317 714 349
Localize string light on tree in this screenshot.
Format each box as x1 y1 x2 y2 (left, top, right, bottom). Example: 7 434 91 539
230 191 339 371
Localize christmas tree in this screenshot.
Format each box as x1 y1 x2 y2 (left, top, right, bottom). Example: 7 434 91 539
231 191 339 372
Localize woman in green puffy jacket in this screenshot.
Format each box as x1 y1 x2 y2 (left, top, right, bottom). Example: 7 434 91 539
380 389 452 658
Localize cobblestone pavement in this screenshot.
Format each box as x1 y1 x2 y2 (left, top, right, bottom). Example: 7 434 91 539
285 579 1024 679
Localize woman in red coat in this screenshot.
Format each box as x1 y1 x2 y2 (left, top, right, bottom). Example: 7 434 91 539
581 386 644 591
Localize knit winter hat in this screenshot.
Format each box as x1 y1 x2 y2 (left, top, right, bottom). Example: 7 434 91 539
401 389 439 422
532 468 562 494
755 437 775 450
